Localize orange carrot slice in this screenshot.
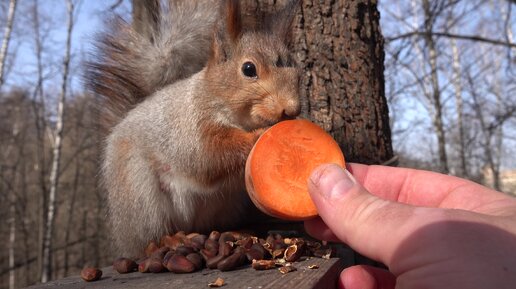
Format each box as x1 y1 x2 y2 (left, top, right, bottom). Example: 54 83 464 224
245 119 345 220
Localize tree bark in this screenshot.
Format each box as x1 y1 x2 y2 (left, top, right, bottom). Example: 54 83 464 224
0 0 17 88
41 0 74 283
243 0 393 164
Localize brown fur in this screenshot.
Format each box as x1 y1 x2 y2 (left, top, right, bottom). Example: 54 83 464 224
89 0 301 257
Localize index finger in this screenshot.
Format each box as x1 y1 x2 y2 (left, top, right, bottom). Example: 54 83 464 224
347 163 511 213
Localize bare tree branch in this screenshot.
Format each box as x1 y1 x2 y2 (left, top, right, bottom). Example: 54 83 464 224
109 0 124 11
386 31 516 48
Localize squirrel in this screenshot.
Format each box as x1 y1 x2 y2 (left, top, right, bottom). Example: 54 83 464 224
87 0 301 258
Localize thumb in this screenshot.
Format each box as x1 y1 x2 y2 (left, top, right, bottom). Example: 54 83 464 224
308 164 424 265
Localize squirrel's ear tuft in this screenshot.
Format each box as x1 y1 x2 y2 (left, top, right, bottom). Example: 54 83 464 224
210 0 242 64
268 0 300 47
225 0 242 42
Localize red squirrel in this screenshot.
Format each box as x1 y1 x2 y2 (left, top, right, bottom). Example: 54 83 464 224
87 0 300 257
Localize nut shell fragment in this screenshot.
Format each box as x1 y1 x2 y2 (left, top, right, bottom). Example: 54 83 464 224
252 259 276 270
284 241 306 262
278 265 297 274
208 277 225 287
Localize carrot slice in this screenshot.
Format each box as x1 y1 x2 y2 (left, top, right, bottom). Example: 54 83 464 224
245 119 345 220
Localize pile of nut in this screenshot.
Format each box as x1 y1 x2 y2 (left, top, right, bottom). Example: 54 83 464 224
114 231 333 275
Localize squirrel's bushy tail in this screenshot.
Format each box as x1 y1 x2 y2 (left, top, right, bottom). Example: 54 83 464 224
87 0 218 131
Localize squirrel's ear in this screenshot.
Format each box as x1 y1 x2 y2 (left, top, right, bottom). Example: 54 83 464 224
210 0 242 64
268 0 300 47
225 0 242 42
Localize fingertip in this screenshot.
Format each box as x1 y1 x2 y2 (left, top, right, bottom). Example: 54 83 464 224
340 265 396 289
308 163 340 192
308 164 356 201
340 265 376 289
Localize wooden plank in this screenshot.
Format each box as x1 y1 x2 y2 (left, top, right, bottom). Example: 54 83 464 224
25 257 348 289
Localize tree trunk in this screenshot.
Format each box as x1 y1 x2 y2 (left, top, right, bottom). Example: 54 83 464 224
30 2 50 280
63 157 80 277
422 0 448 174
451 37 467 177
41 0 74 283
20 157 31 287
9 190 16 289
243 0 393 164
0 0 17 88
467 74 502 192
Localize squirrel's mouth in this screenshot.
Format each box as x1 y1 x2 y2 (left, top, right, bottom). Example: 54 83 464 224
280 111 297 121
255 114 298 129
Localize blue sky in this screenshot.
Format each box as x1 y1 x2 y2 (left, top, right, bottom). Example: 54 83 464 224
3 0 130 93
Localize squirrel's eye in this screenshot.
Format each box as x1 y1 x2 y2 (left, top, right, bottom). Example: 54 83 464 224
242 62 257 78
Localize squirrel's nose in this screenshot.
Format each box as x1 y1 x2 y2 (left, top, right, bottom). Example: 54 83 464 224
281 104 301 120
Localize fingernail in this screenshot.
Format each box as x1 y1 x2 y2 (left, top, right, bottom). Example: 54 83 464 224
309 164 356 200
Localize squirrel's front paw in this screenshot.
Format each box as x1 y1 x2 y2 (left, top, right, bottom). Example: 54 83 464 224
253 127 269 140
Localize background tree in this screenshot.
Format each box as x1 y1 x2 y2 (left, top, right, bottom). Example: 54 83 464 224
40 0 75 282
382 0 515 188
0 0 17 88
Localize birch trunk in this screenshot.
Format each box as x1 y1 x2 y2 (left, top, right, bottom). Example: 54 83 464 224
41 0 74 283
0 0 17 88
8 104 22 289
30 2 50 280
451 38 467 177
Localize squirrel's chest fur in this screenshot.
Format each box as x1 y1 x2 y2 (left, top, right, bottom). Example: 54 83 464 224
103 73 250 245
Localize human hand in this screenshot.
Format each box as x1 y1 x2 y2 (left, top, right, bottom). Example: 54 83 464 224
304 163 516 289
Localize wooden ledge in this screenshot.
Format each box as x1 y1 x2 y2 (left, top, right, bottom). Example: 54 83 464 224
26 257 347 289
